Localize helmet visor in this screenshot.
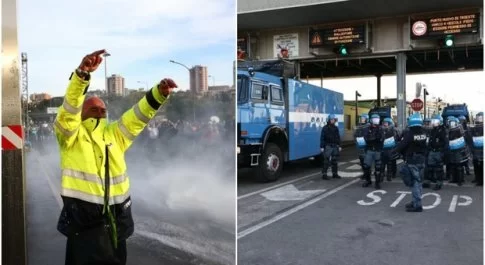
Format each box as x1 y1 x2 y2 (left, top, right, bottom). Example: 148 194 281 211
360 117 367 123
430 119 440 127
371 117 380 125
449 120 458 128
476 115 483 123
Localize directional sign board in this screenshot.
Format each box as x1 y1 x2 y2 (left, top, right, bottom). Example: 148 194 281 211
411 98 424 111
309 24 366 48
411 13 480 39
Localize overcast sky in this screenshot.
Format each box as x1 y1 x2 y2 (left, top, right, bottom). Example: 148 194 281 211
309 70 484 114
18 0 235 97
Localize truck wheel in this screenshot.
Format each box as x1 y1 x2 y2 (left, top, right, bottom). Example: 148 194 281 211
256 143 283 182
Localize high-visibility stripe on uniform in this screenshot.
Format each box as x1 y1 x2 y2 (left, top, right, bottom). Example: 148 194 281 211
62 169 128 185
54 120 78 137
133 103 151 124
63 100 82 114
61 188 130 205
118 121 135 141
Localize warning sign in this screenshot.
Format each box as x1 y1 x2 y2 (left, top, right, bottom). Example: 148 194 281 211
411 13 479 39
2 125 23 150
309 24 366 48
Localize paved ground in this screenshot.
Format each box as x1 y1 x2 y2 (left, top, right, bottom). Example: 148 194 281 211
237 147 483 265
27 139 235 265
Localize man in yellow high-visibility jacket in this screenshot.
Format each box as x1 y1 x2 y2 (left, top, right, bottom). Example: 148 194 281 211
54 49 177 265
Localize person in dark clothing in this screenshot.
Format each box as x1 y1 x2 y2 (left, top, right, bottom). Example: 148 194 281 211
381 118 400 181
362 114 384 189
470 112 484 186
320 114 342 179
423 114 448 190
392 113 428 212
447 116 468 186
458 115 472 176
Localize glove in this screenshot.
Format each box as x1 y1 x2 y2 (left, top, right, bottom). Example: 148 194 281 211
159 78 178 97
78 49 106 73
320 148 324 153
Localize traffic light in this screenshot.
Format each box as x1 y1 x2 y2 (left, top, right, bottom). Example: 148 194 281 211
444 35 454 47
338 45 348 55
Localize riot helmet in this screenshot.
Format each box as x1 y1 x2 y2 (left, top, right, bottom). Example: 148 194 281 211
382 117 394 128
359 113 369 124
475 112 483 124
430 114 443 127
448 116 460 128
327 114 337 125
370 114 380 126
458 115 467 125
408 113 423 127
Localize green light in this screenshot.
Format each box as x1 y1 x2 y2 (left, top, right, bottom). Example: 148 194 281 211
339 45 348 55
444 35 454 47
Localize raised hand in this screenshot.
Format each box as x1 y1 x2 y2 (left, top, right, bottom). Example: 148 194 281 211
78 49 106 73
158 78 178 97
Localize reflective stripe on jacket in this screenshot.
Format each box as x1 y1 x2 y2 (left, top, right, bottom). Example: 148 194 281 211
54 71 167 205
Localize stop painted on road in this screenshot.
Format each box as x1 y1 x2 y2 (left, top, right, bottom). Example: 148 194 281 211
357 190 473 212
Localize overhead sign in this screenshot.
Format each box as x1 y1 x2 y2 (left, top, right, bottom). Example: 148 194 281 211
411 98 424 111
310 24 366 48
273 33 299 58
411 13 479 39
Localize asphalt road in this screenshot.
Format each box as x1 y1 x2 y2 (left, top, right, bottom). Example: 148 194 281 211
26 138 235 265
237 147 483 265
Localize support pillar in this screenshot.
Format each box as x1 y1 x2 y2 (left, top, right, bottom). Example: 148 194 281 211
396 53 407 130
376 73 382 107
2 0 27 264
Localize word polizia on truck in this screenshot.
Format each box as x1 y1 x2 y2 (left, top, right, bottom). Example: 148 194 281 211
237 60 344 182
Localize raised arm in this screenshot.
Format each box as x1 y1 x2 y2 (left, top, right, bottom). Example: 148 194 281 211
109 78 177 152
54 49 105 148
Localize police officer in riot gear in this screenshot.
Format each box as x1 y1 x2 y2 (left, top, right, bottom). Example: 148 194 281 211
392 113 427 212
423 114 448 190
381 118 399 181
362 114 384 189
422 118 432 182
470 112 483 186
458 115 472 176
354 113 370 171
320 114 342 179
447 116 468 186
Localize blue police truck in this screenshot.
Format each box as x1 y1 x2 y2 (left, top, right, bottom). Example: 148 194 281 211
237 60 344 182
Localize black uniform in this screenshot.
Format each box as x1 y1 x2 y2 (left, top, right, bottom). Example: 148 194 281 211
320 123 341 179
447 125 469 186
362 125 384 188
393 126 428 212
381 126 400 181
424 125 449 190
470 123 483 186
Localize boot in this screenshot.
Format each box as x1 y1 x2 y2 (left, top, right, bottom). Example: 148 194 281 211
405 202 413 209
332 173 342 179
433 183 442 190
362 169 372 187
322 173 329 180
457 169 464 186
374 173 382 189
406 206 423 212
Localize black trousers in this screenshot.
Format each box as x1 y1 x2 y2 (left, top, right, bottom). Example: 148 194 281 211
65 225 127 265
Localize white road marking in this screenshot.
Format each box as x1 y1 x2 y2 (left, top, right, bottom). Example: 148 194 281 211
238 178 360 239
238 172 320 200
346 164 362 170
449 195 473 212
422 193 441 210
260 184 325 201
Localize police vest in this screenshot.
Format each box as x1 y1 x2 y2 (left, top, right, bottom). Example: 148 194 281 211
470 124 483 149
354 124 369 149
448 126 466 151
382 127 397 149
54 71 167 206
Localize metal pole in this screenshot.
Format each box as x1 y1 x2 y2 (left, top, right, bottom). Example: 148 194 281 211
376 74 382 107
2 0 27 264
169 60 195 123
355 92 359 126
424 88 427 119
396 53 407 129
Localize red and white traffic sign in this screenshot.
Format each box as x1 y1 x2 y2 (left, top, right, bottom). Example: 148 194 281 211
2 125 23 150
411 98 424 111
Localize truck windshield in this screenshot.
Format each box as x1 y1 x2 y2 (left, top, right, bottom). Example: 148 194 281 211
237 76 248 103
